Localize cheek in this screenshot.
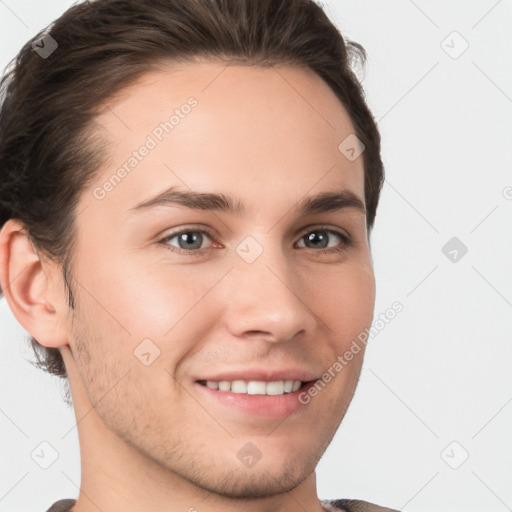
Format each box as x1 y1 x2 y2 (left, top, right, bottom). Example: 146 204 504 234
83 251 228 339
307 260 376 348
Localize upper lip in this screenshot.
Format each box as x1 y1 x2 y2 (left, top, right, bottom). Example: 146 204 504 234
195 368 319 383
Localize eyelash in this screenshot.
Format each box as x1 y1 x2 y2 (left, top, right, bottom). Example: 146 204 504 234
157 225 353 256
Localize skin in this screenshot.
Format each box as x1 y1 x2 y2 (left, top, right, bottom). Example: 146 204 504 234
0 61 376 512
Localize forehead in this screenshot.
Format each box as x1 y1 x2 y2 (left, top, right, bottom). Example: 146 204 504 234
83 61 365 218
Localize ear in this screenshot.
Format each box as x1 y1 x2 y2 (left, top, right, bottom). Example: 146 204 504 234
0 219 70 348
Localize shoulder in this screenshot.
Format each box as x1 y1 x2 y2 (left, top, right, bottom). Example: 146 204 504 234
45 499 76 512
322 498 403 512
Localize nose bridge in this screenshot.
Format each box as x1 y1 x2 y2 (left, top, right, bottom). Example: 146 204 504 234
223 233 317 342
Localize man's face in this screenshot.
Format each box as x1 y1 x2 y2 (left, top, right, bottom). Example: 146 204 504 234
64 62 375 497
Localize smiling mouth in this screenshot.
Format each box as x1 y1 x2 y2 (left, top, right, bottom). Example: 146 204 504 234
196 379 313 396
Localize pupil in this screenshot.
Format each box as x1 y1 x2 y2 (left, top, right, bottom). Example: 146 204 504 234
307 231 328 249
180 232 201 250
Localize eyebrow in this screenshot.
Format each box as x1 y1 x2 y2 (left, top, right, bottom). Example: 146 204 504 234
127 186 366 218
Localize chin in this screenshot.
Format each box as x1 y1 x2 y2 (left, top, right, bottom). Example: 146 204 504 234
189 461 311 499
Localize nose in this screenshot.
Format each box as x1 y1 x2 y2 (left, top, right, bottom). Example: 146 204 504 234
221 238 319 344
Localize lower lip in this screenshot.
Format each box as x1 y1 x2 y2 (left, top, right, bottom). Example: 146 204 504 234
194 381 316 419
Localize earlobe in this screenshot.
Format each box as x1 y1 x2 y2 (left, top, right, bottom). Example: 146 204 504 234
0 219 69 348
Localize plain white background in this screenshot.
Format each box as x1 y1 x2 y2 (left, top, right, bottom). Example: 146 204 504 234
0 1 511 511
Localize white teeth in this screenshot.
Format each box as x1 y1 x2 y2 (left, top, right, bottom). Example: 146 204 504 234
231 380 247 393
292 380 302 392
266 381 284 395
202 379 303 395
284 380 294 393
218 380 231 391
247 381 266 394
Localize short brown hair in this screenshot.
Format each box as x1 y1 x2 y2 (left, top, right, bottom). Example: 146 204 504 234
0 0 384 383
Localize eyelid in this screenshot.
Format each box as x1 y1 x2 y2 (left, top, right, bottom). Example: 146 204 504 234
297 223 351 241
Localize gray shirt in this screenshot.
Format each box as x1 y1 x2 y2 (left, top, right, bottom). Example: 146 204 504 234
45 498 402 512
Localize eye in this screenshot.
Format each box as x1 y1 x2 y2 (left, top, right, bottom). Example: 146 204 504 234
159 228 215 255
296 227 352 253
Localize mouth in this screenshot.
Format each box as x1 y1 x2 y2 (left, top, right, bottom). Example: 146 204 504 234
194 378 318 419
196 379 311 396
192 366 321 419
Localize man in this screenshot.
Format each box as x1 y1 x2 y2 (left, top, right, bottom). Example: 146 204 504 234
0 1 398 510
